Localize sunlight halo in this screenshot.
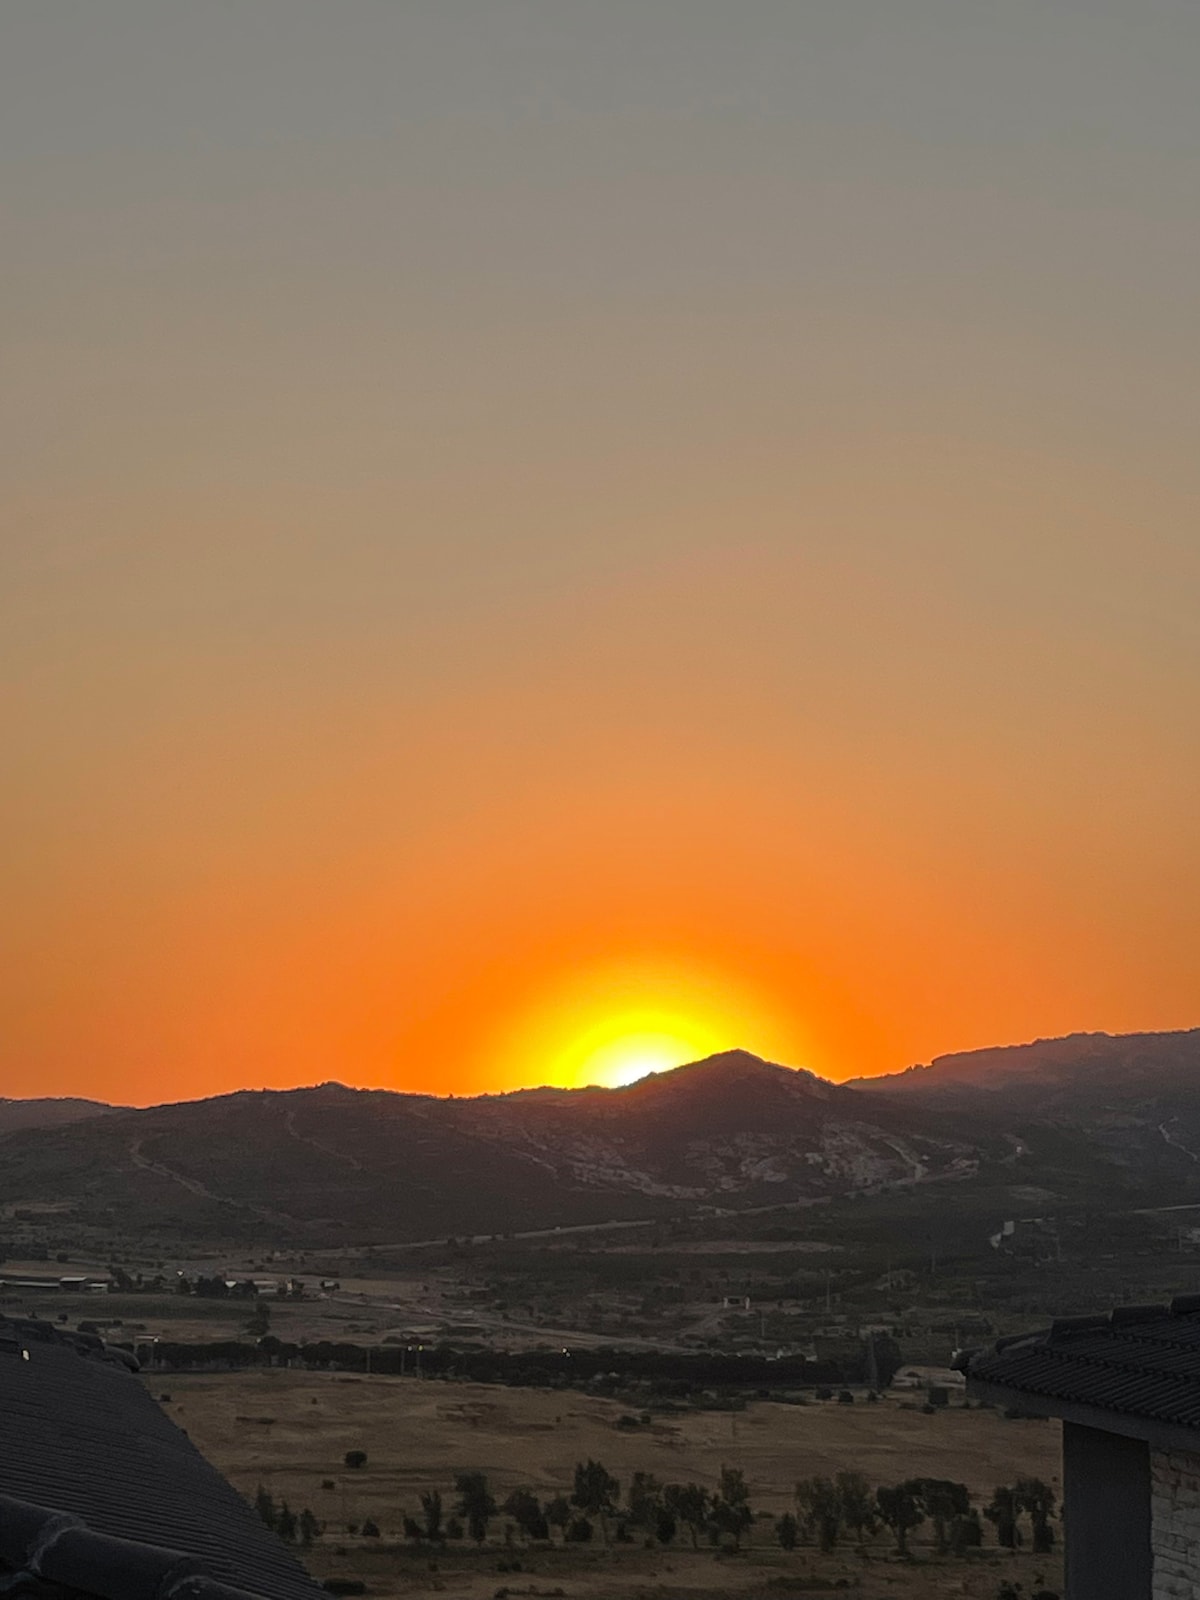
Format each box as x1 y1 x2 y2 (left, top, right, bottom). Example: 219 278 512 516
490 958 790 1092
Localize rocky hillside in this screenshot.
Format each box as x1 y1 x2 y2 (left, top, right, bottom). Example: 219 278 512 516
0 1051 982 1246
5 1033 1200 1248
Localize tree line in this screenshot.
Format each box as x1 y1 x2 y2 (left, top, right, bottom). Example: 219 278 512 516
786 1470 1056 1556
254 1456 1056 1559
139 1333 899 1390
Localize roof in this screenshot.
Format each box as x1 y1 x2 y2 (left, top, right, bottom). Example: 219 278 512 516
964 1293 1200 1452
0 1317 325 1600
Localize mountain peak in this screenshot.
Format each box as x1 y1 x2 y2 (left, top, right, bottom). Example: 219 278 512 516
662 1048 821 1084
618 1048 830 1105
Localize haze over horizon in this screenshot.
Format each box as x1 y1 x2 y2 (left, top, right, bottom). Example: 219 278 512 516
5 3 1200 1106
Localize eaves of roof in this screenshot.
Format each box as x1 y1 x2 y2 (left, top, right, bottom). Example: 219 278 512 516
962 1293 1200 1452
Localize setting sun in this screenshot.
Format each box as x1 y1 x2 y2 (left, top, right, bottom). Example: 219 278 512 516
487 957 793 1092
553 1018 728 1089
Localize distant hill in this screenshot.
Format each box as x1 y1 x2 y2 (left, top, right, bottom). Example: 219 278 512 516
0 1050 983 1246
4 1032 1200 1248
0 1097 115 1134
855 1028 1200 1097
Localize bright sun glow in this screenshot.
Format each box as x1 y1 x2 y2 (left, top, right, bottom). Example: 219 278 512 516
553 1015 730 1088
491 958 791 1091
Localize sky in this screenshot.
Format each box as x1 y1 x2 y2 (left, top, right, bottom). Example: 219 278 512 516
3 2 1199 1105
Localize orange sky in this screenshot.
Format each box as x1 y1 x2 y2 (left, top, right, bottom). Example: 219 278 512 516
4 5 1199 1105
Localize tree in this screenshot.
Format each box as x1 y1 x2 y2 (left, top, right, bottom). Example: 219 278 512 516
663 1484 710 1550
276 1502 298 1543
776 1512 799 1550
627 1471 663 1531
709 1467 753 1551
420 1489 444 1544
504 1488 548 1542
835 1471 876 1546
655 1508 677 1545
298 1508 321 1548
545 1495 571 1541
455 1472 497 1544
253 1486 277 1531
571 1459 620 1545
795 1476 841 1551
949 1508 983 1556
875 1483 924 1555
909 1479 971 1554
246 1301 271 1339
344 1450 367 1470
1015 1476 1057 1554
985 1485 1021 1549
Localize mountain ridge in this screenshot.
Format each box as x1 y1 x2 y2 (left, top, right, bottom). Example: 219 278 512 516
3 1030 1198 1249
0 1050 977 1246
0 1096 118 1134
854 1027 1200 1095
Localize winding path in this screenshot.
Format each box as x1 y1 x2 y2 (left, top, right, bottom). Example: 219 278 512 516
128 1137 300 1226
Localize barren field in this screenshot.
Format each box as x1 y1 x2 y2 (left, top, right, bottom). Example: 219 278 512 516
161 1372 1064 1599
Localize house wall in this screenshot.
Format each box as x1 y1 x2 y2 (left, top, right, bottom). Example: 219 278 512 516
1063 1422 1151 1600
1150 1448 1200 1600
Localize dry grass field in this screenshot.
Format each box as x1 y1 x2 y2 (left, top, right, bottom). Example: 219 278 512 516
160 1372 1064 1599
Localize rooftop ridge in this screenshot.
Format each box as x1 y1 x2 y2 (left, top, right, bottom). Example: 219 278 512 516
0 1314 139 1373
964 1292 1200 1446
0 1492 265 1600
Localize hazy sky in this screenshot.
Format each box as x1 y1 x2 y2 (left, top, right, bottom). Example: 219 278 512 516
4 2 1199 1104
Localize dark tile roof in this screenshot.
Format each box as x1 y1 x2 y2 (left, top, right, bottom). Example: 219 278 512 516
964 1293 1200 1436
0 1317 324 1600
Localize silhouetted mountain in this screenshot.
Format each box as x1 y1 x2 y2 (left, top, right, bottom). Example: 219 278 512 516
854 1029 1200 1097
0 1053 980 1246
853 1029 1200 1209
4 1032 1200 1247
0 1097 115 1134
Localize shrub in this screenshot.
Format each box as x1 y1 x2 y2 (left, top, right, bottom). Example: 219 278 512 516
361 1519 380 1539
565 1517 593 1542
344 1451 367 1470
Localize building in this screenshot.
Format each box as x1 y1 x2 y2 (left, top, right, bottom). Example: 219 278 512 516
963 1295 1200 1600
0 1315 324 1600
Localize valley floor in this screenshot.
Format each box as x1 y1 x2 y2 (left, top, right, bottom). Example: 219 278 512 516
160 1372 1064 1599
